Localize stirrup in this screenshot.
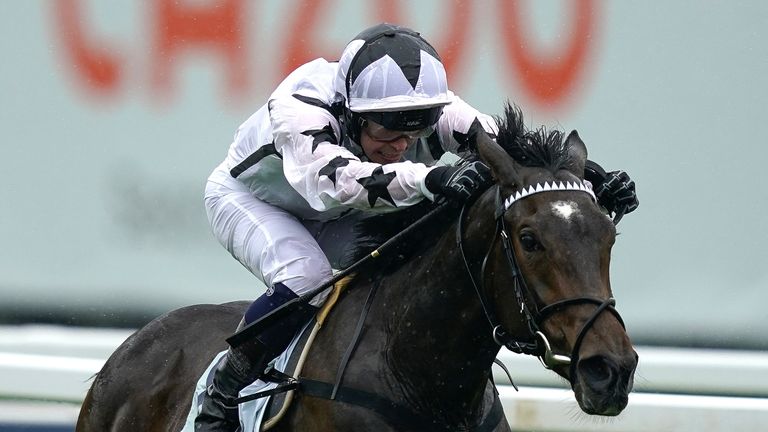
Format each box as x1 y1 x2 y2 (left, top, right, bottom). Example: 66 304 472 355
261 365 295 383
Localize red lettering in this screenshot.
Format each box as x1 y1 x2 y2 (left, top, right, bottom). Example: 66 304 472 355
53 0 122 96
375 0 471 84
51 2 596 112
281 0 334 78
282 1 471 86
376 0 400 23
498 0 597 109
152 0 248 101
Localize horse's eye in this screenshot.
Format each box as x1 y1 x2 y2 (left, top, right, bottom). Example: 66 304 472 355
519 232 542 252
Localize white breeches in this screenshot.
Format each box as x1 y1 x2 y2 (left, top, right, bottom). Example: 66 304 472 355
205 178 334 306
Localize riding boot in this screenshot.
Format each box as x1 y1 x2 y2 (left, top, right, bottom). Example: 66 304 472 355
194 336 272 432
195 282 319 432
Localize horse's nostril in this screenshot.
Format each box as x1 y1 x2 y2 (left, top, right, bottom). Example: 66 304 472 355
577 355 615 388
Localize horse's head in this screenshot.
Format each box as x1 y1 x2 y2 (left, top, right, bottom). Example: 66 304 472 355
473 105 637 416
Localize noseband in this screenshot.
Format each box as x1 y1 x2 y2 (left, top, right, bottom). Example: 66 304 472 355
457 181 625 378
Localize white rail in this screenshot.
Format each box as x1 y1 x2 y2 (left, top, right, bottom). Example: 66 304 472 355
494 346 768 396
2 325 767 431
499 386 768 432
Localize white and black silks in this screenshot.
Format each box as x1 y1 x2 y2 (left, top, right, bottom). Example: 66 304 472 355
204 25 496 301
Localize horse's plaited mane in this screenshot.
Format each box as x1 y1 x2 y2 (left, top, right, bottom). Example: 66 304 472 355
340 102 571 269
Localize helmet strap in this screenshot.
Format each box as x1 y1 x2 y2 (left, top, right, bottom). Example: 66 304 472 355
345 109 362 143
340 108 366 159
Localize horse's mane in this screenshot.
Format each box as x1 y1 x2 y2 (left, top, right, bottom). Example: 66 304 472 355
494 103 570 172
340 102 570 269
338 199 450 270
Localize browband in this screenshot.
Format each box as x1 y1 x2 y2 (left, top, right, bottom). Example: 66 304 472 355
503 180 596 212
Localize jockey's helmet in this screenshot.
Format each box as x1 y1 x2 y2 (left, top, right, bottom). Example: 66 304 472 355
335 23 452 145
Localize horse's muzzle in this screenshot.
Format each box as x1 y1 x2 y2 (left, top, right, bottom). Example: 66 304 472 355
573 351 638 416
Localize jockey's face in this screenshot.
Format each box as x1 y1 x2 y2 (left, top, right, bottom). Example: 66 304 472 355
360 119 434 164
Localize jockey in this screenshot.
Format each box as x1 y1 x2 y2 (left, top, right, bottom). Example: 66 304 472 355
197 23 497 430
197 23 639 430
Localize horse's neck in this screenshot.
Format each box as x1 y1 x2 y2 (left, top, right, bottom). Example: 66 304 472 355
377 196 501 422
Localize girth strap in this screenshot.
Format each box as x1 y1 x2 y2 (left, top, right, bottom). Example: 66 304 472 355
300 378 505 432
331 276 382 399
233 367 299 405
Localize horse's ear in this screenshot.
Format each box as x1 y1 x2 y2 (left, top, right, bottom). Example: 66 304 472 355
476 130 523 186
564 130 588 177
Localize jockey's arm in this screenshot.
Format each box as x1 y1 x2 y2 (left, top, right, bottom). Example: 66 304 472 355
269 95 439 212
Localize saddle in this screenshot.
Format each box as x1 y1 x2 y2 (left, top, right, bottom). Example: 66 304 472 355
250 274 355 430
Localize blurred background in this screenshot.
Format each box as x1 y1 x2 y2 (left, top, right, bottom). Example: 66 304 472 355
1 1 767 431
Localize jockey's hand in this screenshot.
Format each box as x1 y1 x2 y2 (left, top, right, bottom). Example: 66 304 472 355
425 160 492 203
584 160 639 223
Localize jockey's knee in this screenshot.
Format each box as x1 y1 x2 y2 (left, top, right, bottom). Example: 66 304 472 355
283 255 334 307
270 253 333 297
242 282 319 355
243 282 297 325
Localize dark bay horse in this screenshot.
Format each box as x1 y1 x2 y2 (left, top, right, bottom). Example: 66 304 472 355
77 105 637 431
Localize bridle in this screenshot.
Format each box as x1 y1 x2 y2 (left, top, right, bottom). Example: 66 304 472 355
457 181 626 379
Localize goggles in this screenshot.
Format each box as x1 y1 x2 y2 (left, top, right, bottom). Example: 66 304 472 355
360 105 443 131
362 119 436 142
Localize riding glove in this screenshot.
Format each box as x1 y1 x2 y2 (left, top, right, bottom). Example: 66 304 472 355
425 160 493 203
584 160 639 223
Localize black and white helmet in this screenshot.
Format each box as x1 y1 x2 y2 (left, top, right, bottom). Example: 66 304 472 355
335 23 452 141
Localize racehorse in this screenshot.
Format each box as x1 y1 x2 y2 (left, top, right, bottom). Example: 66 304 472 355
76 104 637 431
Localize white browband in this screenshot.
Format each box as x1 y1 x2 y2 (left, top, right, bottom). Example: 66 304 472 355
503 180 596 211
